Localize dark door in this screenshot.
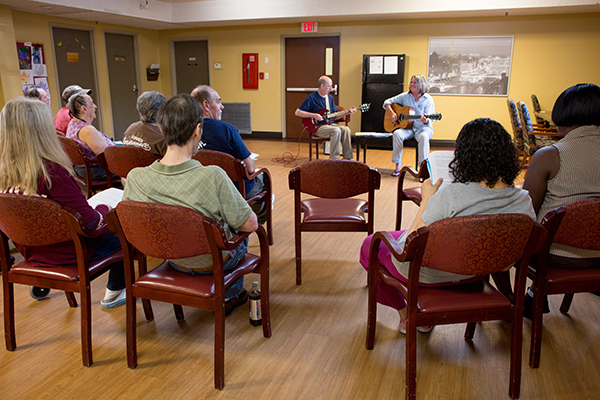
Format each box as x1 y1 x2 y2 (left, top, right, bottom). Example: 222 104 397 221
52 27 100 129
105 33 139 141
285 36 340 139
173 40 209 94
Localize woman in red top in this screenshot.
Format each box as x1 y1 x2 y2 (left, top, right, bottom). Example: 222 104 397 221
0 97 125 308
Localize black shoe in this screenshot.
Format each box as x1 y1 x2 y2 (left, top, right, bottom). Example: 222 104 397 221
523 288 550 320
225 289 248 316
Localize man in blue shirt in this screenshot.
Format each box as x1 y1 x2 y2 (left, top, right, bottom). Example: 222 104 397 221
295 75 356 160
383 74 435 175
191 85 264 196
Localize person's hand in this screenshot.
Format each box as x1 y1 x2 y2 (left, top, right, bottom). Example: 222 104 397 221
349 106 357 114
420 114 428 124
314 113 324 121
390 111 398 124
421 177 442 203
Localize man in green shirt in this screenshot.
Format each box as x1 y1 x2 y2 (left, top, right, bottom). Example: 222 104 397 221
124 93 257 314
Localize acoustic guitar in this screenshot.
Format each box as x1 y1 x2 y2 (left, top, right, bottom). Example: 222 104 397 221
302 103 370 133
384 104 442 132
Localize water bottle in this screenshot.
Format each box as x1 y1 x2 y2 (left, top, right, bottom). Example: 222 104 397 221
249 281 261 326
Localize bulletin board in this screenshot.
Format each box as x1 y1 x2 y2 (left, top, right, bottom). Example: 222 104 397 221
16 42 49 95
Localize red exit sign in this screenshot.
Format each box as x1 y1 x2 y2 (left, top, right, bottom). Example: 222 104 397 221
301 22 318 33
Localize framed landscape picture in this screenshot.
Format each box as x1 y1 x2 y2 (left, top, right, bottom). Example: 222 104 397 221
427 36 514 96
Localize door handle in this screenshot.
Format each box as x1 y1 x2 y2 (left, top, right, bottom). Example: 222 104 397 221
133 84 138 92
331 84 338 95
286 87 318 92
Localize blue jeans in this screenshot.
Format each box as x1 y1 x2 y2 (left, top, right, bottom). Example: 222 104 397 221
171 241 247 301
89 231 125 291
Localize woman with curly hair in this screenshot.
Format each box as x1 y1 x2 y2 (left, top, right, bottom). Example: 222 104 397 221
359 118 535 334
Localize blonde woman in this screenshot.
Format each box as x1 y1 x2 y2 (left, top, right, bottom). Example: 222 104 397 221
66 92 115 181
0 97 125 308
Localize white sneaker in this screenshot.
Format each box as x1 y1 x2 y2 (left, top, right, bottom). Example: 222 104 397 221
100 288 126 309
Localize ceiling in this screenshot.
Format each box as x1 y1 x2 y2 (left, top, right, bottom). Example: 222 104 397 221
1 0 599 30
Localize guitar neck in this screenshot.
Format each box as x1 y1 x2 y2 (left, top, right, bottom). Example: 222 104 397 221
326 109 351 120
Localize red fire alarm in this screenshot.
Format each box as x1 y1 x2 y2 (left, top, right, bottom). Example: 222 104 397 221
259 72 264 79
242 53 258 89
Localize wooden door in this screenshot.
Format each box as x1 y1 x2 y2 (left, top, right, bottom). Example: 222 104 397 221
52 27 100 129
105 33 139 141
285 36 340 139
173 40 209 94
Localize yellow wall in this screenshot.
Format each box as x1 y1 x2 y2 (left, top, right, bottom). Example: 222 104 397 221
7 11 161 138
2 10 600 140
0 6 22 106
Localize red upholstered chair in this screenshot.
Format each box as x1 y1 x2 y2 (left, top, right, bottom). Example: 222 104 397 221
308 105 351 161
395 159 429 230
0 193 124 367
366 214 545 400
288 159 381 285
58 136 108 198
193 149 273 245
102 145 160 187
527 198 600 368
107 201 271 390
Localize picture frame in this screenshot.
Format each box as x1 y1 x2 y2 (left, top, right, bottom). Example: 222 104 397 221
427 36 514 96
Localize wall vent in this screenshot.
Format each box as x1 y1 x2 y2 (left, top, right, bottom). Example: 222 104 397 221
221 102 252 134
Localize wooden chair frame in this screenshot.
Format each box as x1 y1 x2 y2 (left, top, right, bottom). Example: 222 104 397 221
58 136 109 198
193 149 274 245
395 159 429 230
527 198 600 368
107 201 271 389
0 193 126 366
288 159 381 285
366 214 545 400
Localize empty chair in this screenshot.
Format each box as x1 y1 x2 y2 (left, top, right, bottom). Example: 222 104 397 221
527 198 600 368
366 214 545 400
107 200 271 389
288 159 381 285
516 100 561 156
506 97 530 165
0 193 124 366
530 94 551 126
395 159 429 230
193 149 273 245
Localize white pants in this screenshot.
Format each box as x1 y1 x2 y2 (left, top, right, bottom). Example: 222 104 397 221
314 123 353 160
392 126 433 165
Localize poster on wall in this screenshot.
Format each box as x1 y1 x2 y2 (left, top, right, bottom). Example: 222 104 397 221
16 42 49 96
427 36 514 96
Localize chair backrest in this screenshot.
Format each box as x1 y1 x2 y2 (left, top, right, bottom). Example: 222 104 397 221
58 135 87 166
103 145 160 179
543 198 600 251
0 193 72 246
289 159 381 199
422 213 538 276
516 100 534 133
530 94 542 113
506 98 525 150
193 149 245 183
112 200 214 260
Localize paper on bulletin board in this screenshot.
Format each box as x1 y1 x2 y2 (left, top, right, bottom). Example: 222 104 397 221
369 56 383 74
17 42 48 95
384 56 398 75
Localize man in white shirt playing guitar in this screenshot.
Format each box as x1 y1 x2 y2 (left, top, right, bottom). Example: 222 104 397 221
295 75 357 160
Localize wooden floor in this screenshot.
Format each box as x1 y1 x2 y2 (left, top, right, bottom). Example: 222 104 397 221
1 139 599 399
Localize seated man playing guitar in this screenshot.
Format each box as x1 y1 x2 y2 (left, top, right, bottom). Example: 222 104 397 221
384 74 436 175
295 75 356 160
